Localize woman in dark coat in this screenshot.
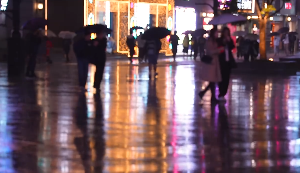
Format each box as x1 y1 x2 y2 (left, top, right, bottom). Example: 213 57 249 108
217 27 236 102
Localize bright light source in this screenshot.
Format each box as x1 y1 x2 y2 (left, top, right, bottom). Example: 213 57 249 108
270 17 273 21
37 3 44 10
252 16 259 19
264 3 267 9
287 17 291 21
247 16 251 20
269 58 274 61
202 13 206 17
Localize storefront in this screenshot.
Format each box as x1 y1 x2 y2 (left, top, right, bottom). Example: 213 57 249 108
174 7 196 44
84 0 174 55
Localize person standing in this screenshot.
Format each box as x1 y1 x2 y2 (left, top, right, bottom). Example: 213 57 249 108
126 30 136 63
63 39 72 63
73 31 93 91
283 33 290 55
236 36 244 59
289 34 296 55
145 39 161 79
274 35 280 57
183 34 189 56
170 31 180 61
26 30 42 78
217 27 236 102
137 32 146 63
92 30 107 93
198 28 223 103
192 36 199 60
198 35 206 58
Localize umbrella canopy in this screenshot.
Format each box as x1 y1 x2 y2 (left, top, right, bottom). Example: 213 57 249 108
59 31 76 39
289 32 298 35
193 29 208 36
182 30 194 35
142 27 171 40
233 31 247 37
131 26 144 30
208 14 247 25
79 24 112 34
277 27 289 34
245 33 259 41
39 29 56 37
22 18 47 31
268 32 280 37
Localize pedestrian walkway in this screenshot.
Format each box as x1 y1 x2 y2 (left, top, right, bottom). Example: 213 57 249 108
0 56 300 172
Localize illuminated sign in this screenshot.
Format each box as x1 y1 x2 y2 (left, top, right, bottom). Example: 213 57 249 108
237 0 255 13
1 0 8 11
88 13 94 25
89 0 93 3
167 17 172 30
285 3 292 9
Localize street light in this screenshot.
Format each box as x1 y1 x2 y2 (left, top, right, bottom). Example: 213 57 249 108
37 3 44 10
287 17 291 22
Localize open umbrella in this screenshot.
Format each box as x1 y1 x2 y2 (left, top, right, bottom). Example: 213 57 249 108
79 24 112 34
245 33 259 41
193 29 208 36
233 31 247 36
277 27 289 34
182 30 194 35
131 26 144 30
208 14 247 25
59 31 76 39
142 27 171 40
39 29 56 37
289 32 298 35
22 17 47 31
269 32 280 37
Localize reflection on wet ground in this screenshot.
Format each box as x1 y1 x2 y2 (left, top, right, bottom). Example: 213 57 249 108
0 58 300 173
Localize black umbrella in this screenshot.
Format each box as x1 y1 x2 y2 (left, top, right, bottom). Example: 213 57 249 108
131 26 144 30
268 32 280 37
78 24 112 34
182 30 194 35
142 27 171 40
277 27 289 34
193 28 208 36
289 32 298 35
22 18 47 31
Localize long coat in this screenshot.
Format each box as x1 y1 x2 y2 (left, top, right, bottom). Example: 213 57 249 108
199 38 222 82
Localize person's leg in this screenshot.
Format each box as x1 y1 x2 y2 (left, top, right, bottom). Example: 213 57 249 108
219 65 231 98
194 49 198 60
148 63 152 78
82 59 89 88
129 47 134 63
209 82 217 100
93 62 105 89
31 54 37 76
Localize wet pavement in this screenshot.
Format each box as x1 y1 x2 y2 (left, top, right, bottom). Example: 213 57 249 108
0 57 300 173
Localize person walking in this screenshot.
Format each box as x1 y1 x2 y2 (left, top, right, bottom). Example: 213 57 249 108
289 34 296 55
198 35 206 58
145 39 161 79
283 33 290 55
126 30 136 63
63 39 72 62
73 30 93 91
45 37 53 64
91 30 107 93
236 36 244 59
183 34 189 56
274 35 280 57
192 36 199 60
198 28 223 103
26 30 42 78
170 31 180 61
137 32 146 63
217 27 236 102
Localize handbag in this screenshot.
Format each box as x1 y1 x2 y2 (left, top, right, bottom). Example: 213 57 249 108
201 55 213 64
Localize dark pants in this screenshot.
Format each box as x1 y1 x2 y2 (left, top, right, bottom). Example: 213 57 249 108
77 57 89 87
93 62 106 89
129 47 134 62
172 47 177 59
64 49 70 61
26 53 37 76
193 48 198 60
289 43 295 54
138 47 145 61
219 62 231 97
201 82 216 99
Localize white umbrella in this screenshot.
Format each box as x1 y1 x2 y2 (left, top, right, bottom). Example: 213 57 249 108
208 14 247 25
59 31 76 39
233 31 247 36
39 29 57 37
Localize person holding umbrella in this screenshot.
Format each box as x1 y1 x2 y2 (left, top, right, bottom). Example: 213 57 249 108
126 30 135 63
170 31 180 61
137 32 146 63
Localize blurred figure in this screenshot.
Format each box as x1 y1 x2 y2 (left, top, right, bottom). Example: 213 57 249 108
73 30 93 91
289 34 296 55
274 35 280 57
25 30 42 78
92 30 107 93
183 34 189 55
217 27 236 102
126 30 135 63
198 28 223 103
192 36 199 60
63 39 72 63
45 37 53 64
283 33 290 55
137 32 146 63
170 31 180 61
236 36 244 59
198 35 206 58
145 39 161 79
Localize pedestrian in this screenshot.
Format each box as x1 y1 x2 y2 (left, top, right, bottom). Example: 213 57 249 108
183 34 189 56
25 29 42 78
126 30 136 63
283 33 290 55
170 31 180 61
91 30 107 93
236 36 244 59
198 28 223 103
73 30 93 91
289 34 296 55
145 39 161 79
45 37 53 64
192 36 199 60
217 27 236 102
63 39 72 63
274 35 280 57
137 32 146 63
198 35 206 58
